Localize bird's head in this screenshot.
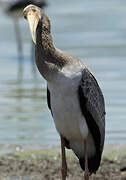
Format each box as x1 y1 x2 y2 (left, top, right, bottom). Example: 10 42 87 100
23 4 50 44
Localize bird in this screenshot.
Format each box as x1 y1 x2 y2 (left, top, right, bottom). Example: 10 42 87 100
23 4 106 180
0 0 46 60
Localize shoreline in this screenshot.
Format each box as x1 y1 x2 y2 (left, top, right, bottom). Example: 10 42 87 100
0 144 125 179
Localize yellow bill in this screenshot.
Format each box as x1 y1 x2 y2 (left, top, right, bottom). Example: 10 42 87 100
27 13 39 44
23 5 41 44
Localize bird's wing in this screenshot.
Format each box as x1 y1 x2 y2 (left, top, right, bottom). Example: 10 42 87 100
47 87 51 110
78 68 105 153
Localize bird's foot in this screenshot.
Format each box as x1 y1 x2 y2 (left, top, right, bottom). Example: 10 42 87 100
84 171 89 180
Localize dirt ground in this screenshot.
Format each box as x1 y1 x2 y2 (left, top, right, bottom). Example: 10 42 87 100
0 145 126 180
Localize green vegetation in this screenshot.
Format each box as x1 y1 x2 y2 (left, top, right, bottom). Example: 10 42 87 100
103 144 126 160
14 144 126 163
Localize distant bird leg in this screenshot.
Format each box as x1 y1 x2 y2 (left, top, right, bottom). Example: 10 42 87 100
30 41 37 79
84 140 89 180
31 41 35 62
60 135 67 180
14 18 23 60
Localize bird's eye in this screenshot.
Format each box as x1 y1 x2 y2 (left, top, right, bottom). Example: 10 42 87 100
32 9 36 13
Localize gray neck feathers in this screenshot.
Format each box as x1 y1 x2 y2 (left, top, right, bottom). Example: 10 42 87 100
35 18 67 81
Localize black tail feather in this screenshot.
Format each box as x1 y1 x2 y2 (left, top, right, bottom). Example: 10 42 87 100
79 153 101 173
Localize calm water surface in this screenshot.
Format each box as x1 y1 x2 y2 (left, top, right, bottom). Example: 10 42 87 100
0 0 126 152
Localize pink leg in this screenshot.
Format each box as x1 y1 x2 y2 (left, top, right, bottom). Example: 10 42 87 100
84 140 89 180
60 135 67 180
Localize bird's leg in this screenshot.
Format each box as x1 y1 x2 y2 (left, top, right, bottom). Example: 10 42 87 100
60 135 67 180
84 140 89 180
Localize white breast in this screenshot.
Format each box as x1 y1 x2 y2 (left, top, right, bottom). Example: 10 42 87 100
48 65 89 141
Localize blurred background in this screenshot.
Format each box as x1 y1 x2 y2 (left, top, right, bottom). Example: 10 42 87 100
0 0 126 153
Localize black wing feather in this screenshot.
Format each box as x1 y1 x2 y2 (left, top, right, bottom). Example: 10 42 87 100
78 68 105 173
47 87 51 110
78 85 101 173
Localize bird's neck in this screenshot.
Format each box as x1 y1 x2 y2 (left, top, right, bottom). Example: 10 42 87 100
36 19 55 54
35 21 67 81
37 25 55 54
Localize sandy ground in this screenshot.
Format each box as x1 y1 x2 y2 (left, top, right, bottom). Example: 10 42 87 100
0 144 126 180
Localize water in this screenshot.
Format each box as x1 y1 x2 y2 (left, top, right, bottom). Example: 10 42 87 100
0 0 126 152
